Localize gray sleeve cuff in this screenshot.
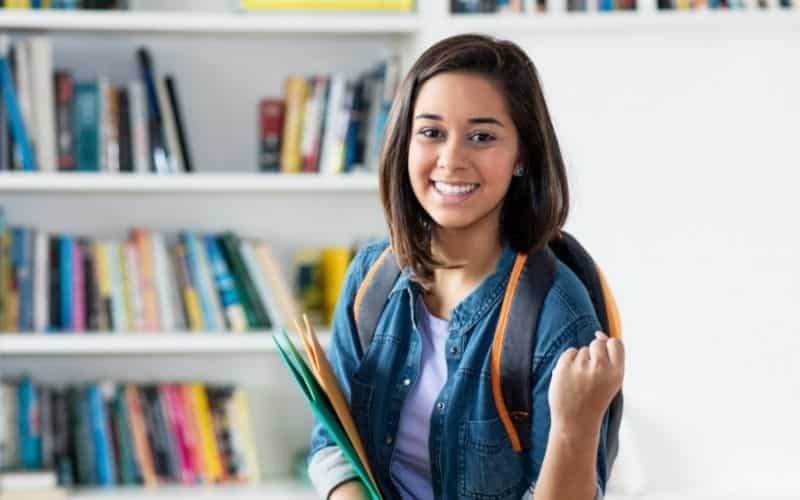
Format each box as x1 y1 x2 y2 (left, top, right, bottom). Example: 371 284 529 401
308 446 360 499
521 481 604 500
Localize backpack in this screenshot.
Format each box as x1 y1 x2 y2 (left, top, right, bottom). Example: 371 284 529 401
352 231 623 472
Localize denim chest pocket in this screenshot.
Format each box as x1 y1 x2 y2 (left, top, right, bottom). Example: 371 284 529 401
349 377 375 455
458 417 528 500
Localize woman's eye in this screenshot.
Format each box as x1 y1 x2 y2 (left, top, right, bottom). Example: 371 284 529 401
469 132 495 143
419 128 443 139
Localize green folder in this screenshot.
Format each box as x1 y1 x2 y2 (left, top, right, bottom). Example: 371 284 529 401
272 329 382 499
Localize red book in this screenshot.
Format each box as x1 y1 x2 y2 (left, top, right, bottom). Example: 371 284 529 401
259 98 284 172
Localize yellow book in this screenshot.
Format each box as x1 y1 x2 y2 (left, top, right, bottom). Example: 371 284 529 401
280 75 309 173
118 242 136 332
319 247 351 326
131 229 161 331
228 388 261 484
241 0 414 10
189 384 223 483
0 226 10 332
175 244 204 332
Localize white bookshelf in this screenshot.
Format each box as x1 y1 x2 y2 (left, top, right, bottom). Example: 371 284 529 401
0 9 419 34
0 172 378 193
0 331 332 355
69 482 318 500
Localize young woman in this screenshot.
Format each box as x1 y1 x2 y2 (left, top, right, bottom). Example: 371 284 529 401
308 34 625 500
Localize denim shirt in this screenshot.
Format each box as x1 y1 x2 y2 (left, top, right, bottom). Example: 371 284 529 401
309 239 610 500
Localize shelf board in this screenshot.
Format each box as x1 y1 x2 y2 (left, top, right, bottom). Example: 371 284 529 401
0 172 378 194
0 331 332 355
69 481 317 499
0 9 419 35
447 9 800 33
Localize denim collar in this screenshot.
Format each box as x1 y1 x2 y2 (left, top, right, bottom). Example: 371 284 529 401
389 243 518 335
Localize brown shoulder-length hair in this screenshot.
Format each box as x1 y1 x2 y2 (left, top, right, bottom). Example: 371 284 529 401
379 33 569 287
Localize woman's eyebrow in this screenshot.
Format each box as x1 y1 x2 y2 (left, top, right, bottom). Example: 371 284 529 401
414 113 504 127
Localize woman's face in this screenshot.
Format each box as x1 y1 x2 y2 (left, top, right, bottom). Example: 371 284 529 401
408 71 520 235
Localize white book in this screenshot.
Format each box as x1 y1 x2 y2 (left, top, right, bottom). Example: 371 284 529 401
156 77 183 174
319 74 349 175
150 232 175 331
239 239 283 329
362 73 384 172
28 37 57 171
127 80 150 174
299 76 321 171
33 229 48 333
13 41 35 169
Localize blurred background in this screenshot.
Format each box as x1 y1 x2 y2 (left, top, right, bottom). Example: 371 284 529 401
0 0 798 499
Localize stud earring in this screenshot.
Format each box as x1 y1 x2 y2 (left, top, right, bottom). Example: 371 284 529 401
513 165 524 177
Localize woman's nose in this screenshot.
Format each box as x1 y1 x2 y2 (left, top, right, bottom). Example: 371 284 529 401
436 137 468 171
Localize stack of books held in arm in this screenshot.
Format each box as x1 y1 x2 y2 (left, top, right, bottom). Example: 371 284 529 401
0 470 66 500
273 316 382 500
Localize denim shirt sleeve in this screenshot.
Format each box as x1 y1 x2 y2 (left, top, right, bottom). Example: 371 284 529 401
307 242 386 498
524 311 612 500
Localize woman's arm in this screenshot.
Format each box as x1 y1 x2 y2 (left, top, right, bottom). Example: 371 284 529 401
533 332 625 500
329 479 370 500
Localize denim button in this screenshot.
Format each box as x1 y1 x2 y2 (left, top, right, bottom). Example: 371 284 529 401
436 402 445 411
449 345 458 355
403 378 411 386
385 435 393 445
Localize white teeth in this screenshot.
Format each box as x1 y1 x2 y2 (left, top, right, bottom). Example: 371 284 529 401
434 182 478 195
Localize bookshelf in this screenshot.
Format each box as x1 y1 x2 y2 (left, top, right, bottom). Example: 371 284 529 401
1 1 798 498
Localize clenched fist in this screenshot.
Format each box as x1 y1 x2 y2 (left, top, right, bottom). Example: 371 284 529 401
548 332 625 436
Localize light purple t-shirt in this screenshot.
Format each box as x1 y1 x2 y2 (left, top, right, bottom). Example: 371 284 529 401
389 297 450 499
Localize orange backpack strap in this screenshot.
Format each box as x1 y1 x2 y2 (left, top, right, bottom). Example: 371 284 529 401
354 246 400 356
491 246 557 453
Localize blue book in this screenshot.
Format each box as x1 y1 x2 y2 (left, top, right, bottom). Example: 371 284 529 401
18 377 43 469
0 57 36 171
60 236 73 331
204 235 242 309
181 232 216 330
73 82 101 172
13 228 34 332
87 384 116 486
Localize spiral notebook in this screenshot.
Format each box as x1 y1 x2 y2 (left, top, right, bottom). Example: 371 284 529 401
272 316 382 500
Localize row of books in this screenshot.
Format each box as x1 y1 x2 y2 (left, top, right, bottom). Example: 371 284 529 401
657 0 792 8
0 0 124 8
240 0 414 11
0 36 193 174
258 56 400 174
0 210 301 334
0 377 260 487
452 0 549 12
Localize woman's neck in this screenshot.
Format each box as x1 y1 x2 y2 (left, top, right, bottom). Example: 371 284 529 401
423 217 504 319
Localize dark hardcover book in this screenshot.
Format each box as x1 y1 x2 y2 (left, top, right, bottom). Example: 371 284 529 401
140 385 176 481
259 98 284 172
48 235 61 332
67 385 97 485
51 387 76 487
135 47 170 174
40 386 54 468
0 77 8 171
219 232 271 329
207 385 239 478
54 71 75 171
117 88 133 173
80 239 98 331
111 385 141 485
164 75 193 173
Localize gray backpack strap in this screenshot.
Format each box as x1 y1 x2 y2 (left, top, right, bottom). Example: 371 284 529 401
353 246 400 356
492 246 558 453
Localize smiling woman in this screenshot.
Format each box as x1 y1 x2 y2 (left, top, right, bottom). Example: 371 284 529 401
309 34 625 500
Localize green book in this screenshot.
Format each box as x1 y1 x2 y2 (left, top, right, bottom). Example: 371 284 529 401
272 329 382 500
